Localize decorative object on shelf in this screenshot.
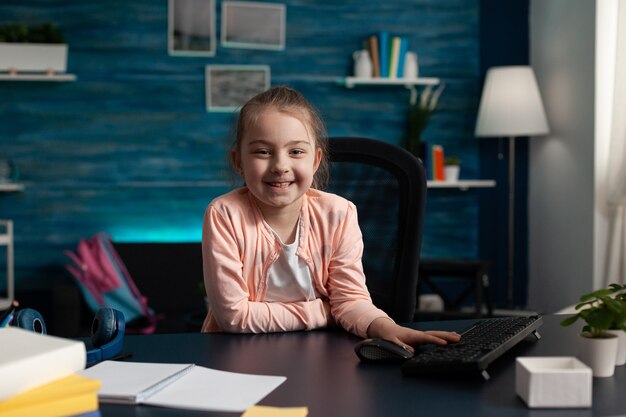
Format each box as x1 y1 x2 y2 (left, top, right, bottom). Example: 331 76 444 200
0 23 68 76
352 49 372 78
475 66 549 307
405 83 445 159
560 283 626 377
221 1 286 50
443 156 461 182
168 0 216 57
0 159 18 183
403 52 418 79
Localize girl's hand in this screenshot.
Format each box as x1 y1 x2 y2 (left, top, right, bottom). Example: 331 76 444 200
366 317 460 353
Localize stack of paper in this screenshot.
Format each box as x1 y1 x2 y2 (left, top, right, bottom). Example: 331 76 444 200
0 327 97 417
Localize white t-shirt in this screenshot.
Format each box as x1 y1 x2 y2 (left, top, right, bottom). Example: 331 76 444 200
264 219 317 302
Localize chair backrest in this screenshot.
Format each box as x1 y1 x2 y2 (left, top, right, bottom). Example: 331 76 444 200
327 137 427 323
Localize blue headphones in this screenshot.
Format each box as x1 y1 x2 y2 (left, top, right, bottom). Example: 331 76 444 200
12 307 126 367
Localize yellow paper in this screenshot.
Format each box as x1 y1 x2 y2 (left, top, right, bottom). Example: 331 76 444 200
242 405 308 417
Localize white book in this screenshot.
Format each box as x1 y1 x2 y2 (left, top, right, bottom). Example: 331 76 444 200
79 360 287 413
0 327 87 401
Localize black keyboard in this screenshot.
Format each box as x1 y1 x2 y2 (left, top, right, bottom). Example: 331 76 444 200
401 315 543 380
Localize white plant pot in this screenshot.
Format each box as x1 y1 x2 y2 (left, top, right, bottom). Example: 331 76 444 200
577 332 618 377
607 329 626 366
0 43 68 73
444 165 460 182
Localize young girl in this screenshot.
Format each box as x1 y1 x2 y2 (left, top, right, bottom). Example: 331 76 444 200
201 86 459 351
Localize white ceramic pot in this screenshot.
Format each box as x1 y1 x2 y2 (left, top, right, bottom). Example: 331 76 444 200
444 165 460 182
352 49 372 78
403 51 418 79
577 332 618 377
0 43 68 73
607 329 626 366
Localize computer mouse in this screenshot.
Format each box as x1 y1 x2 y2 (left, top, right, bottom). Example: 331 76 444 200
354 338 415 363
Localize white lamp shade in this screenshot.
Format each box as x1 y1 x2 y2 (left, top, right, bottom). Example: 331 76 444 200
475 66 550 137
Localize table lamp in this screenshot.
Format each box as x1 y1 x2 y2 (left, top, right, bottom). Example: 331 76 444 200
475 66 549 307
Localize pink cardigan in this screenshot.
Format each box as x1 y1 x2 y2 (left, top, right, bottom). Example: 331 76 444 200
201 187 391 338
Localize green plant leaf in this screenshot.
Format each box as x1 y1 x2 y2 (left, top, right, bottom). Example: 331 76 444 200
560 315 579 327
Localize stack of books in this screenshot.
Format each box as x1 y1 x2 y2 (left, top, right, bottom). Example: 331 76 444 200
0 327 100 417
364 32 410 79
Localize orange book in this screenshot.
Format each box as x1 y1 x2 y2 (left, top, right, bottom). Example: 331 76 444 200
432 145 445 181
369 35 380 78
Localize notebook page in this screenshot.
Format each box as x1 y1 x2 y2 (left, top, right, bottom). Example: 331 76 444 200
144 366 286 412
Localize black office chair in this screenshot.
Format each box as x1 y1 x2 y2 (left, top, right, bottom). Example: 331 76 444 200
327 137 427 323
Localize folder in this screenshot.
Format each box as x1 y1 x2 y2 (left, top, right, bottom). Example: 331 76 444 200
0 374 100 417
0 327 86 401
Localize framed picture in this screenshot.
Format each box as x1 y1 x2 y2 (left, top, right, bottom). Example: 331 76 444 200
221 1 286 50
168 0 216 56
206 65 270 112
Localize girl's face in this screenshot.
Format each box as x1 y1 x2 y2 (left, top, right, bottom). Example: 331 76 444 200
233 108 322 216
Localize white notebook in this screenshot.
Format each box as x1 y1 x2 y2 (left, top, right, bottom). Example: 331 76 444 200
79 360 286 412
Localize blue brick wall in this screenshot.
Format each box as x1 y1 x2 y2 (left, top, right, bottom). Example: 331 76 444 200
0 0 483 291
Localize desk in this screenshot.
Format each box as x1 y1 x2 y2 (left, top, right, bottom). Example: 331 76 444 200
100 316 626 417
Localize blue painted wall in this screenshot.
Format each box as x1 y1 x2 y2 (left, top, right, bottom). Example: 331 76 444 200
0 1 490 298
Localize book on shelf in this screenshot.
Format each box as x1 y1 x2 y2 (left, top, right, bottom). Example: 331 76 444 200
79 360 286 413
431 145 445 181
397 38 409 78
388 36 402 79
368 35 380 78
0 374 100 417
0 327 86 401
378 31 389 78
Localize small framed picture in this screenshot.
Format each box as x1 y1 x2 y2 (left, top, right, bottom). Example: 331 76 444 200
168 0 216 56
206 65 270 112
221 1 286 50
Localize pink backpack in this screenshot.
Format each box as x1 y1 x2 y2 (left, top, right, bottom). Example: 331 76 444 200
65 232 158 334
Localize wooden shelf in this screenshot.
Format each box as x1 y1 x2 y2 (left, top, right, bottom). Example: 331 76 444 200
0 182 25 192
427 180 496 190
0 73 76 81
338 76 440 88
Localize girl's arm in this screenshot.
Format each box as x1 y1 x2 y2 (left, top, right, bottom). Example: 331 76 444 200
203 206 331 333
324 203 393 338
326 203 460 345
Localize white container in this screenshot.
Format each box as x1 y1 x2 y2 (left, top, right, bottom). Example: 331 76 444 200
607 329 626 366
516 357 592 408
577 332 618 377
0 43 68 73
444 165 460 182
403 51 418 79
352 49 372 78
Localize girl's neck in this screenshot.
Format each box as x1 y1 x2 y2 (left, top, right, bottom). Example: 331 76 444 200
257 201 302 245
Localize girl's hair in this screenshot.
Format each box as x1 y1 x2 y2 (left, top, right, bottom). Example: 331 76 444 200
232 86 329 190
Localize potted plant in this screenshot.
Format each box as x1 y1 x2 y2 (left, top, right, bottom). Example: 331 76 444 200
443 156 461 182
0 23 68 75
405 84 445 159
560 283 626 377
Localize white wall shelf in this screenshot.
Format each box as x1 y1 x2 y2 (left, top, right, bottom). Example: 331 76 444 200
427 180 496 191
0 182 25 192
0 73 76 81
338 76 440 89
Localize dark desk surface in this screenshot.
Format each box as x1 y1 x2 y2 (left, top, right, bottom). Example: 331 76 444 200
101 316 626 417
